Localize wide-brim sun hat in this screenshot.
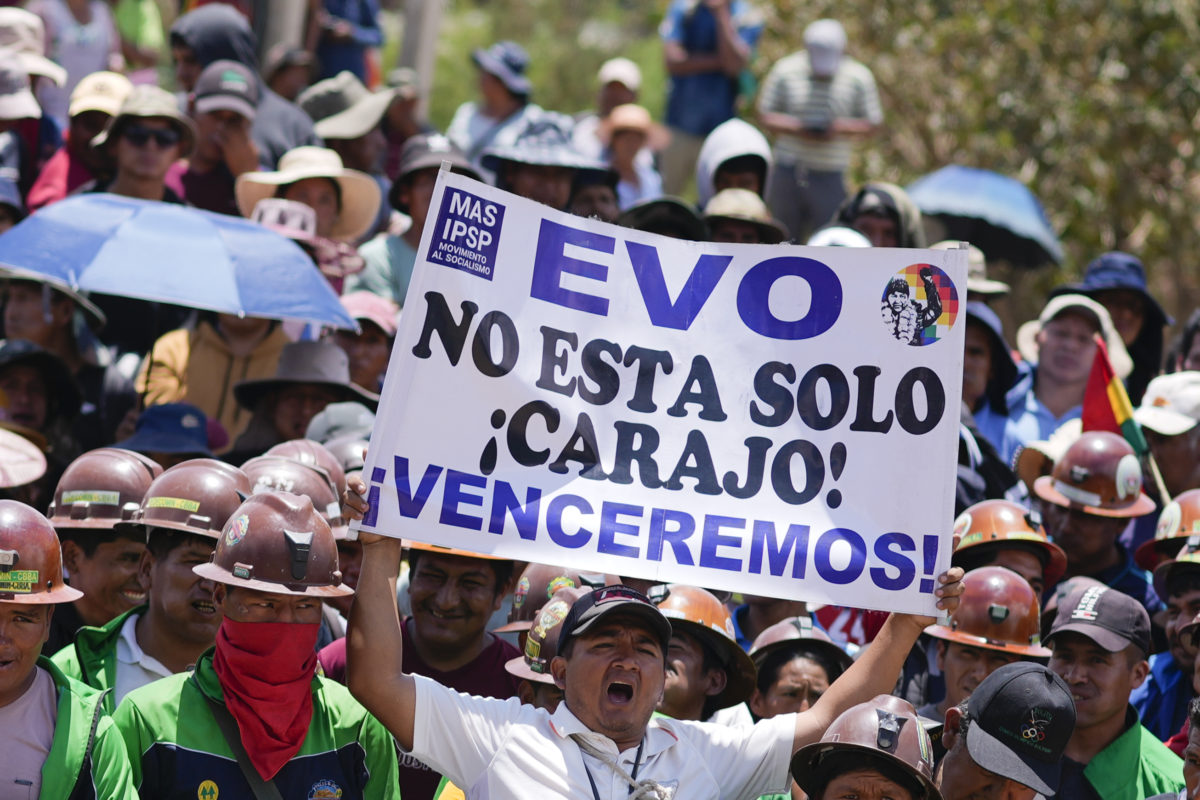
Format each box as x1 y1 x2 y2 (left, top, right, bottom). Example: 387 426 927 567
235 146 381 242
598 104 670 152
471 40 532 96
233 340 379 411
704 188 789 244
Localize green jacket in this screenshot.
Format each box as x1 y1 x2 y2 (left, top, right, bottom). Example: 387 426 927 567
1084 710 1184 800
113 649 400 800
38 656 138 800
51 607 143 714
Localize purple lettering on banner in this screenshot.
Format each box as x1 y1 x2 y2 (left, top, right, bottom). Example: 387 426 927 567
428 187 505 279
440 469 486 530
748 520 810 578
871 532 916 590
625 242 732 330
737 256 843 340
647 508 696 564
813 528 866 585
699 515 745 571
487 480 542 540
598 502 644 558
546 494 593 548
530 218 614 315
392 456 442 518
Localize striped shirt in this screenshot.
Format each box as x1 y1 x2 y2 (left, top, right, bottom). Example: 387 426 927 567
757 52 882 171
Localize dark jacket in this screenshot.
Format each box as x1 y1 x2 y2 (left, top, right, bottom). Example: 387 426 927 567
170 5 321 169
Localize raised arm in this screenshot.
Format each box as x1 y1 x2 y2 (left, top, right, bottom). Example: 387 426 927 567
791 568 963 751
344 477 418 750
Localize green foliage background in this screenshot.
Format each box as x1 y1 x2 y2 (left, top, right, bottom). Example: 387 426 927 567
395 0 1200 337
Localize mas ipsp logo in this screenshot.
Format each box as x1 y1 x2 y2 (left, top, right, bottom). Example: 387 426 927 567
428 187 505 280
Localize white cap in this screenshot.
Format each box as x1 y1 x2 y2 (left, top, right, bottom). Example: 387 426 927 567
807 226 870 247
1134 372 1200 436
597 57 641 92
805 19 846 76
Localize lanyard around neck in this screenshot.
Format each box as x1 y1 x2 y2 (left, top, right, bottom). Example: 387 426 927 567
580 737 645 800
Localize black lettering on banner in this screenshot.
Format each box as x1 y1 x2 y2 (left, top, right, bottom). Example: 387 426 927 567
411 292 477 365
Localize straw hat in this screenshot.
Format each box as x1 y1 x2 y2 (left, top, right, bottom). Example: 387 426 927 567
0 8 66 86
235 146 380 242
598 104 669 152
703 188 789 244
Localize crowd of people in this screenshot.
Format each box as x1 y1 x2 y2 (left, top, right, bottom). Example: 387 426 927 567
0 2 1197 799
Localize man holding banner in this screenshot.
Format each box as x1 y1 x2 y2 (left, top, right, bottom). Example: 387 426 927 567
341 167 971 799
346 525 963 800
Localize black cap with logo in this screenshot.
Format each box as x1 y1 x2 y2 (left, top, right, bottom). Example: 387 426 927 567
194 60 260 120
962 662 1075 796
1046 583 1151 655
557 584 672 655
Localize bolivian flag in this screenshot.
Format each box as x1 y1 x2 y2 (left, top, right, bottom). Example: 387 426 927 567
1081 333 1149 456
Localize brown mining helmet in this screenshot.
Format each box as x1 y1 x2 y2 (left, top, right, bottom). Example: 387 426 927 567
925 566 1050 658
242 455 344 537
266 439 347 497
1135 489 1200 570
116 459 251 540
193 491 352 597
1152 535 1200 601
1033 431 1155 518
654 584 757 709
0 500 82 603
497 562 611 633
791 695 941 800
952 499 1067 588
749 615 854 678
47 448 163 529
504 586 588 685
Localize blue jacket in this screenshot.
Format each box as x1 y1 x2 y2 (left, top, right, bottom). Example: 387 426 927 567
1132 651 1193 741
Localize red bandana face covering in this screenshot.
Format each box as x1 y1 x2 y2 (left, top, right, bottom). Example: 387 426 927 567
213 618 320 780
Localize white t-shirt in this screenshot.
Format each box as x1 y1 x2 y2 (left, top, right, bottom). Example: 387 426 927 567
0 665 58 798
407 674 795 800
113 612 172 708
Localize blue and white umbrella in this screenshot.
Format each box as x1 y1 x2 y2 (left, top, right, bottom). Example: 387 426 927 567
0 193 356 329
907 165 1063 269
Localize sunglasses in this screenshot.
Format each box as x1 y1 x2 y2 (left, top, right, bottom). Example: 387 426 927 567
123 125 182 149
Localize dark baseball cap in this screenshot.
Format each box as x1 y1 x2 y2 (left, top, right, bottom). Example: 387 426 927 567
389 133 480 212
558 585 672 655
194 60 259 120
1046 583 1151 655
963 663 1075 796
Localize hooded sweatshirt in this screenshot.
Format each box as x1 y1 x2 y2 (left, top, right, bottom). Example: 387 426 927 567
834 182 927 249
694 118 772 209
170 5 321 169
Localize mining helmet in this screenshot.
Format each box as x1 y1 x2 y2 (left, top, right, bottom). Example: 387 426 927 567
1135 488 1200 570
653 584 757 709
504 586 587 684
925 566 1050 658
48 448 163 529
1152 535 1200 601
1033 431 1155 517
117 458 251 539
791 695 941 800
242 454 344 536
497 562 610 633
952 499 1067 588
749 615 854 678
193 491 352 597
0 500 82 603
265 439 347 497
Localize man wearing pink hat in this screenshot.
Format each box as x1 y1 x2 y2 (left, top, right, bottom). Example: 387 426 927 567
334 291 399 394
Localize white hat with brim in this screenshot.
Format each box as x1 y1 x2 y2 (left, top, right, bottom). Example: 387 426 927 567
312 87 395 141
0 54 40 120
0 9 66 86
1015 293 1132 379
930 240 1010 297
235 146 381 242
1133 372 1200 436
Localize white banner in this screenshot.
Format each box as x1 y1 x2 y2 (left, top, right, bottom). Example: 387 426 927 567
355 170 968 615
